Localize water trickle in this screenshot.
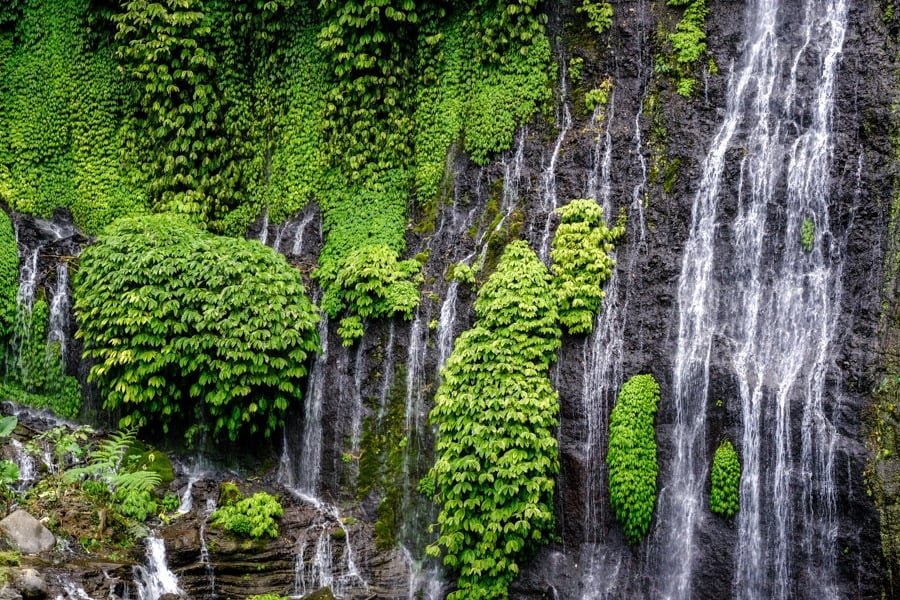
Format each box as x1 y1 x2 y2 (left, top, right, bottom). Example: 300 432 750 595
10 439 35 491
349 341 366 460
538 58 573 261
291 210 318 256
630 94 649 244
291 495 367 598
133 537 182 600
257 209 270 246
199 496 217 598
54 580 95 600
377 321 397 420
47 262 69 365
402 545 445 600
296 315 329 496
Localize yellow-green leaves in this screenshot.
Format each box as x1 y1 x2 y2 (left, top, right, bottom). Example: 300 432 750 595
550 199 624 335
74 214 319 442
428 241 560 599
211 490 284 539
710 439 741 518
608 374 660 544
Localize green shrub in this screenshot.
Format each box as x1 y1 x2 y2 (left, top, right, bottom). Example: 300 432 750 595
801 217 815 252
607 374 660 543
211 491 284 540
74 214 320 441
577 1 614 35
320 243 422 346
0 211 17 342
665 0 708 98
710 440 741 518
427 241 561 599
551 200 624 334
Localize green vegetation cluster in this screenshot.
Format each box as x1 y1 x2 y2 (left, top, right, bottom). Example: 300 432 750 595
660 0 709 97
73 214 320 442
22 426 177 552
577 1 614 36
426 241 561 599
607 374 660 543
0 0 143 233
211 487 284 540
550 199 624 334
709 439 740 518
801 217 815 252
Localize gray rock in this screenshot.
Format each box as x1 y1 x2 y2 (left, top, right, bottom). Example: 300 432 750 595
0 511 54 554
302 589 335 600
15 569 46 600
0 586 22 600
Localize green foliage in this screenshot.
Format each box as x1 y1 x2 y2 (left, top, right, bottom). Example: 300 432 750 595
801 217 815 252
449 262 477 285
211 491 284 539
584 77 614 113
321 244 423 346
0 0 144 233
710 439 741 518
247 596 288 600
0 415 18 510
64 428 163 522
607 374 660 544
8 297 82 419
577 1 614 36
74 214 320 441
413 12 551 204
0 212 17 342
427 241 561 599
551 200 623 334
665 0 708 98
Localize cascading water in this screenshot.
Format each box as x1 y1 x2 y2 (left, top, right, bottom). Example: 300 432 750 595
538 59 573 261
296 314 329 496
291 499 366 597
133 537 182 600
655 0 849 597
47 262 69 364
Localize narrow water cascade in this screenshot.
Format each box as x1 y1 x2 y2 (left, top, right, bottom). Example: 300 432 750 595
199 496 217 598
47 261 69 364
296 314 329 496
133 537 182 600
538 59 573 261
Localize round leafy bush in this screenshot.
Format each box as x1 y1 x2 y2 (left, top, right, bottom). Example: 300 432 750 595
607 373 660 543
710 439 741 518
74 214 319 441
550 199 623 335
427 240 561 599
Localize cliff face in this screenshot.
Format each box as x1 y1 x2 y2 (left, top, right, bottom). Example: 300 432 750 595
6 0 899 598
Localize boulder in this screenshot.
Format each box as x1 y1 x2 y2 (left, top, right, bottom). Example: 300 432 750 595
0 587 22 600
0 511 54 554
15 569 47 600
302 590 335 600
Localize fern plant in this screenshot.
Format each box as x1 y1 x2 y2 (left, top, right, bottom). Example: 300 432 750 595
211 490 284 540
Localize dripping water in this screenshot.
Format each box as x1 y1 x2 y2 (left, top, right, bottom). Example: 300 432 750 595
133 537 182 600
538 58 573 261
47 262 69 365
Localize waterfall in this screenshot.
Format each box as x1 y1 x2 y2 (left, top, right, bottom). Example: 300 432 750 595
291 210 318 256
291 500 366 598
47 262 69 364
655 0 849 597
199 496 217 598
133 537 182 600
257 209 270 246
295 315 329 495
378 321 396 420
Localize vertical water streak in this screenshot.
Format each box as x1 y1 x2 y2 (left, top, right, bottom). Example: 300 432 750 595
257 209 269 246
658 2 781 596
297 315 329 495
291 210 317 256
538 60 573 261
133 537 182 600
47 262 69 364
377 322 396 420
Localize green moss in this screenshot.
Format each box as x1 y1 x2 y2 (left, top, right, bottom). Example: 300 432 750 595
801 217 815 252
607 374 660 543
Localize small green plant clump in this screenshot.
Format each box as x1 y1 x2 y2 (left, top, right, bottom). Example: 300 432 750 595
0 211 17 342
427 241 561 599
0 416 19 511
665 0 709 97
74 214 320 442
551 199 624 334
577 1 614 35
607 374 660 544
320 243 423 346
710 439 741 518
801 217 815 252
211 489 284 540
